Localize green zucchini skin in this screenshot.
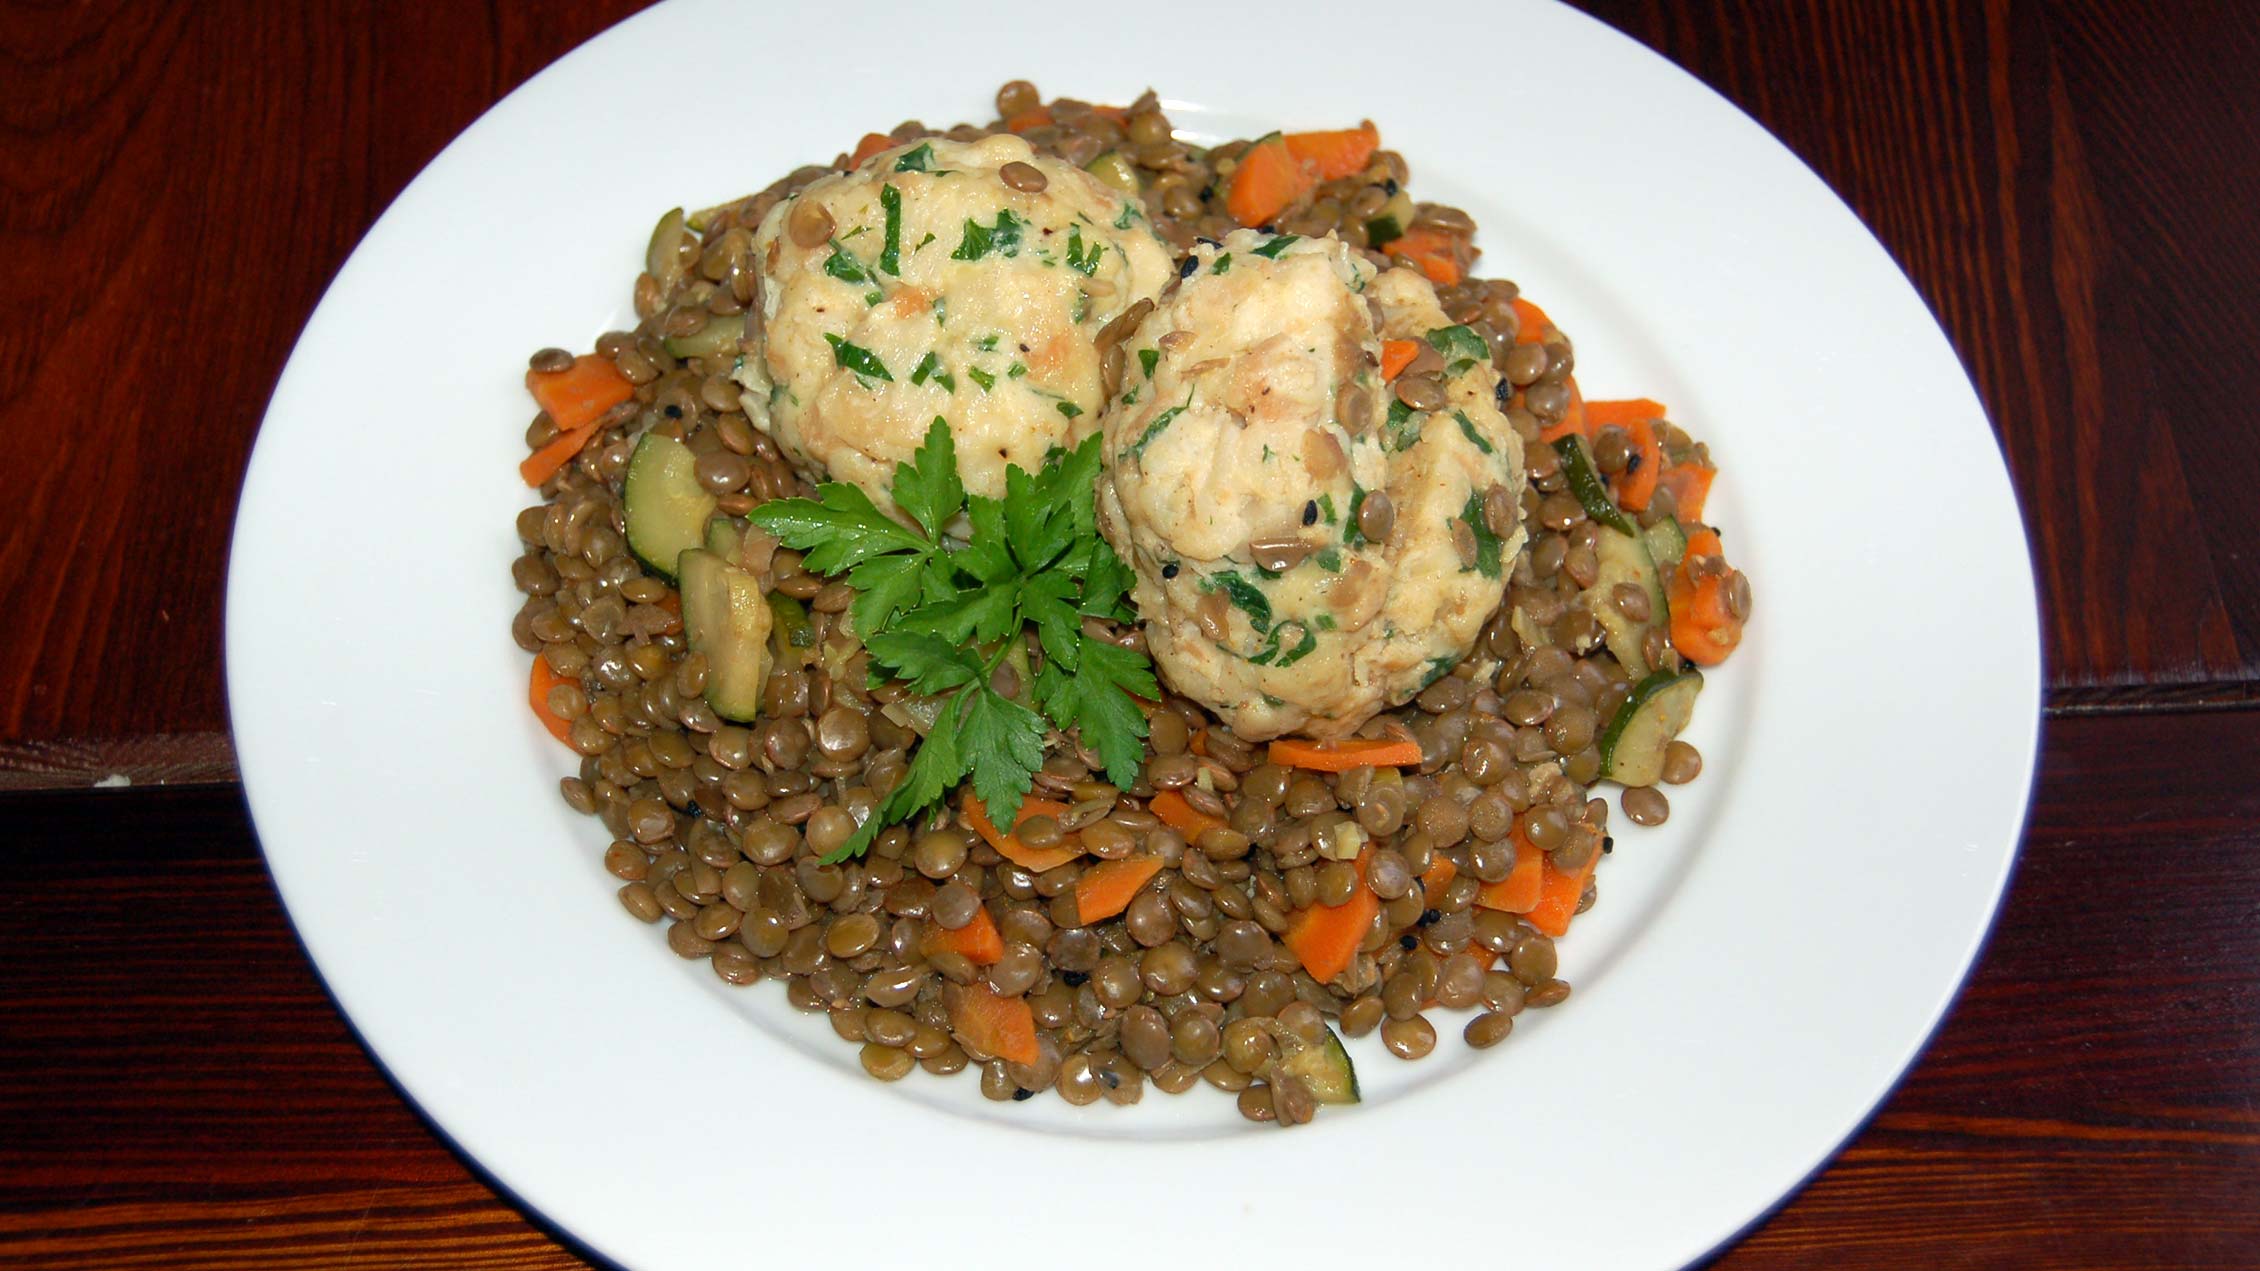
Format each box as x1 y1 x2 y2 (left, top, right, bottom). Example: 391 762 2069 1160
1598 669 1702 787
622 433 717 583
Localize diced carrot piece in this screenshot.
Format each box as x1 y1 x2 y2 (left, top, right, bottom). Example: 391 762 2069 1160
1668 571 1741 665
1226 132 1316 227
1149 788 1225 839
1075 857 1165 925
526 354 634 434
1537 376 1590 444
1268 736 1424 772
1524 833 1604 938
850 132 893 166
922 905 1005 966
1420 855 1458 909
1584 398 1668 430
1283 120 1379 181
519 421 599 487
947 982 1039 1067
1380 339 1421 381
1616 417 1664 511
960 793 1083 872
1283 850 1378 984
1659 463 1716 521
1509 297 1555 346
1381 227 1462 286
528 657 574 745
1475 828 1545 913
1003 106 1053 133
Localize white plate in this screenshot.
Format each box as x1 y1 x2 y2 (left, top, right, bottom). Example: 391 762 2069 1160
227 1 2040 1266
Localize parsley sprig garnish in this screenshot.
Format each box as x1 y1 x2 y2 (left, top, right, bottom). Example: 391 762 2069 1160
750 419 1156 862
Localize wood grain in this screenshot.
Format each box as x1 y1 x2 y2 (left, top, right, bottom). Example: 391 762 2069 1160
1587 0 2260 690
3 711 2255 1269
1 0 2258 786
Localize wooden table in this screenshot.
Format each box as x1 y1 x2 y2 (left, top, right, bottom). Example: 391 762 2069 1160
5 2 2256 1266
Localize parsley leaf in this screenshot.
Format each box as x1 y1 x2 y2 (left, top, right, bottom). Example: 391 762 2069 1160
1066 225 1105 276
879 185 903 275
1138 348 1160 378
890 417 965 538
1384 397 1423 451
966 365 997 392
961 688 1048 815
894 142 935 172
1426 324 1490 374
823 242 872 285
1453 409 1495 454
748 480 922 572
825 333 892 382
1202 570 1273 632
1251 233 1300 259
864 631 982 695
1035 635 1157 789
754 430 1153 858
1129 392 1194 462
952 209 1025 261
909 351 955 392
1458 491 1505 578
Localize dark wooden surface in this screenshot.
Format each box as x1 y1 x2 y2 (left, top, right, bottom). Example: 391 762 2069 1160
2 0 2255 1266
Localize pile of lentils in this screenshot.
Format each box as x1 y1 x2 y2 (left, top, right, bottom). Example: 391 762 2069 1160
510 82 1714 1124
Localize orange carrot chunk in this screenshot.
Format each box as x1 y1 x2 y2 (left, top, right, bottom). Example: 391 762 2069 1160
1149 788 1226 839
1379 339 1421 381
850 131 893 166
1615 417 1664 511
1420 855 1458 909
1524 835 1604 938
526 354 634 434
1659 463 1716 521
1003 106 1053 133
960 793 1084 873
1283 120 1380 181
1075 857 1166 925
528 657 575 745
1475 829 1546 913
1283 850 1378 984
1668 572 1742 664
922 906 1005 966
1381 227 1462 286
1226 132 1316 227
1509 297 1555 345
1537 376 1590 444
519 421 600 487
947 982 1039 1067
1583 398 1668 430
1268 736 1426 772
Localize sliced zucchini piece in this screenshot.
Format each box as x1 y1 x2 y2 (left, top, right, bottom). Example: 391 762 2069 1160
1084 150 1140 196
767 592 815 669
1598 669 1702 787
1365 189 1415 249
1273 1022 1360 1105
704 517 742 559
623 433 717 583
677 548 771 723
1551 435 1639 537
646 206 688 294
1585 527 1668 677
1642 516 1689 572
662 313 741 360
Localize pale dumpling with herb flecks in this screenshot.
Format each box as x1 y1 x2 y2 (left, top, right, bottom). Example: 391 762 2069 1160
1093 230 1526 741
735 134 1174 518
